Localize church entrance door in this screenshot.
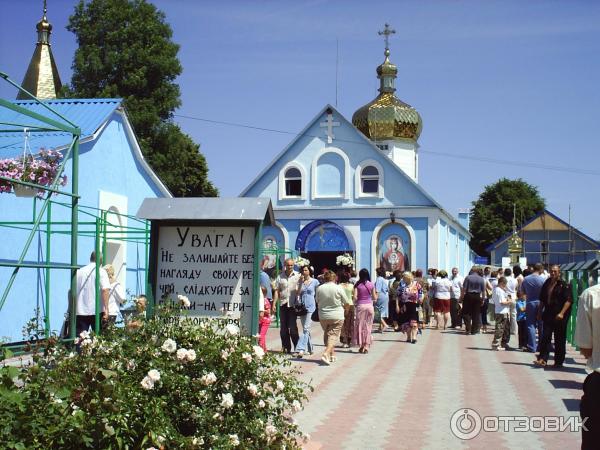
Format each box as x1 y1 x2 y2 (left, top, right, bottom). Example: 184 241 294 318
295 220 354 276
301 251 353 277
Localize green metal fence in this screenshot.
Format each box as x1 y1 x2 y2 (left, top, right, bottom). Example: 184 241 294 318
562 261 599 346
0 199 152 350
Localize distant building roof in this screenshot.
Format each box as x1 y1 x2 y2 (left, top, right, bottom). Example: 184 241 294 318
0 98 123 155
486 209 600 252
137 197 275 225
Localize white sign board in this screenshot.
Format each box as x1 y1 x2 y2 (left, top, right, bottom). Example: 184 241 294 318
519 257 527 268
155 225 256 333
501 256 511 269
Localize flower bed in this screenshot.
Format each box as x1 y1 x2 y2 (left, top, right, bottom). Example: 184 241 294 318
0 149 67 196
0 304 311 449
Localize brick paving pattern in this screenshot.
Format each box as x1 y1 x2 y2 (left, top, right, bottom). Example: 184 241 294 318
264 323 586 449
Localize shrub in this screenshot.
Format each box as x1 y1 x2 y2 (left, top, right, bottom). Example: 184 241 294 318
0 305 310 449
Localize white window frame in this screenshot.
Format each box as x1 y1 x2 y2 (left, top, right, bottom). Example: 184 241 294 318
279 163 306 200
355 159 384 199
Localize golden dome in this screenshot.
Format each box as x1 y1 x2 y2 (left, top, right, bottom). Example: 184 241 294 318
352 48 422 141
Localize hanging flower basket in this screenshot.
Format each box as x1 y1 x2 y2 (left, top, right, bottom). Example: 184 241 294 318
13 184 37 198
0 149 67 197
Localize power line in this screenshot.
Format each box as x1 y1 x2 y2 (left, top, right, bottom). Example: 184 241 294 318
174 113 600 176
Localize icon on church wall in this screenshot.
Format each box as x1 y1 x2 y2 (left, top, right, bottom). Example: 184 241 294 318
261 236 278 270
378 227 410 273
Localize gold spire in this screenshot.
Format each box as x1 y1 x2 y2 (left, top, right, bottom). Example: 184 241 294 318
508 203 523 264
352 23 422 142
17 0 62 100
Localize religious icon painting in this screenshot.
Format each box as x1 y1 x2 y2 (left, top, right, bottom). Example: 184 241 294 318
377 225 410 273
260 227 284 278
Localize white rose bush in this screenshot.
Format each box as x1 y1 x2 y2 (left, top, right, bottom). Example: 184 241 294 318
0 303 311 449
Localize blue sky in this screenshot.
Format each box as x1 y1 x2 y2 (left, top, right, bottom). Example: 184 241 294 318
1 0 599 239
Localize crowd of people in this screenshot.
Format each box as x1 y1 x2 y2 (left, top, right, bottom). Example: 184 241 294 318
259 258 599 448
258 258 580 371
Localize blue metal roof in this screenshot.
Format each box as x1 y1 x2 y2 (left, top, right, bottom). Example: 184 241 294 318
0 98 122 156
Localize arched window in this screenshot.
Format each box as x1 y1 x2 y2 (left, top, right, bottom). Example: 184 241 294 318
284 167 302 196
361 165 379 194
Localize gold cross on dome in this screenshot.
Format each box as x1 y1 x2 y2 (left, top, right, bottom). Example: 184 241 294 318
378 23 396 49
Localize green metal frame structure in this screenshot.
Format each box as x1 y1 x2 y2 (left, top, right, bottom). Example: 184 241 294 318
0 201 151 345
0 71 81 346
0 72 151 349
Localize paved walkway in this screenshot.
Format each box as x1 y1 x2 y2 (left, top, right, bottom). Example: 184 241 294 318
265 323 587 449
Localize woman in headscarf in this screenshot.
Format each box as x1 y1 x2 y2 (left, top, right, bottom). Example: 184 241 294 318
397 271 423 344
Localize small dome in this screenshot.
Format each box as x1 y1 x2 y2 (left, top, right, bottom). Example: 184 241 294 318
376 50 397 77
352 48 422 141
36 17 52 32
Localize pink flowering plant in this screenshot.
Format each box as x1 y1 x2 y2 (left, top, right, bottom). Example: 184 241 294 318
0 148 67 195
0 302 311 449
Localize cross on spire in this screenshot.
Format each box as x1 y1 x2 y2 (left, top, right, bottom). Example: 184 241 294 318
378 23 396 50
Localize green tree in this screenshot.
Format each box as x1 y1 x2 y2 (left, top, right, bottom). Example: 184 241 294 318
469 178 545 256
65 0 217 197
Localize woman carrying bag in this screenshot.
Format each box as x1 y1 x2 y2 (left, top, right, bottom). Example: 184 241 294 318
294 265 319 358
316 270 351 365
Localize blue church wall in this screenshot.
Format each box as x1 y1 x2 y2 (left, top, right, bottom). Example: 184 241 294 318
439 220 447 270
315 152 344 197
459 234 468 274
0 115 166 342
448 227 458 271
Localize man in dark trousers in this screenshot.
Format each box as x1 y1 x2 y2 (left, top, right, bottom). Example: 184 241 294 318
520 263 547 353
575 282 600 450
534 265 572 368
274 258 300 353
460 267 486 335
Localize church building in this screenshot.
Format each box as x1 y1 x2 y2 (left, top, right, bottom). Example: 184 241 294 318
241 25 473 276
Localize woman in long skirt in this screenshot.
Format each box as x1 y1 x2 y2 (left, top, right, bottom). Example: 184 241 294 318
352 268 377 353
338 271 355 348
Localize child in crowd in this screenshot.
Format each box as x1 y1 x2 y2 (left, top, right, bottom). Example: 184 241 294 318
258 288 272 352
491 276 513 350
516 296 527 350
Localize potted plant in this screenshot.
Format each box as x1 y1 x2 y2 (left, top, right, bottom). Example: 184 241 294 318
0 149 67 198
